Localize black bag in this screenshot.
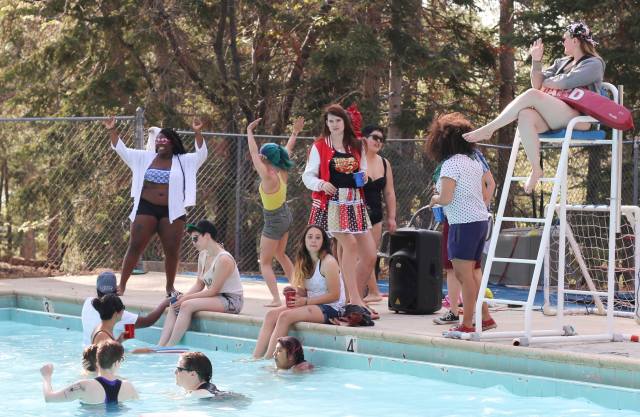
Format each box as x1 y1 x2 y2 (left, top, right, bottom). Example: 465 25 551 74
338 304 374 327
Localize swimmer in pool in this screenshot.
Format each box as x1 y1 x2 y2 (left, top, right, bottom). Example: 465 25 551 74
273 336 314 372
174 351 245 401
41 340 138 405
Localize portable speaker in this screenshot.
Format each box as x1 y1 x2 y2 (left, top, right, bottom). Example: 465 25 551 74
388 228 442 314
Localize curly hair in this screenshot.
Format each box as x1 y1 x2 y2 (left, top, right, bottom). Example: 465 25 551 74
424 113 476 162
322 104 362 153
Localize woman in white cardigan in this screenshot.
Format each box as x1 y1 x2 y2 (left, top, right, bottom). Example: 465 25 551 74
103 116 208 296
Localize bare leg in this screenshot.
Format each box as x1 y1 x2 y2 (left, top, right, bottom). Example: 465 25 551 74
473 267 492 321
158 217 185 296
463 88 583 143
252 306 287 358
364 223 383 303
354 231 377 301
164 297 226 346
157 307 175 346
118 215 158 295
446 269 461 315
260 235 283 307
451 259 477 328
333 233 365 305
263 306 325 358
274 232 294 281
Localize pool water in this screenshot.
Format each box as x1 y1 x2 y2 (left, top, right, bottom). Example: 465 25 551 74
0 320 638 417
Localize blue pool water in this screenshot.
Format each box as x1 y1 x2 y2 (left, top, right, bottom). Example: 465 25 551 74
0 318 638 417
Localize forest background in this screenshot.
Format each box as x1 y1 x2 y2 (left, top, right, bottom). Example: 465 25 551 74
0 0 638 272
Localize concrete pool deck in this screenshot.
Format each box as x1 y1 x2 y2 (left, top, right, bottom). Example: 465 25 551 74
2 271 640 361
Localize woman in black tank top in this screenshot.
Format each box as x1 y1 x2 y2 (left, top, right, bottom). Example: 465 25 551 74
362 126 397 303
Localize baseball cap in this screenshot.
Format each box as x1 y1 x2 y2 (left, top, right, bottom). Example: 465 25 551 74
186 220 218 240
96 271 117 295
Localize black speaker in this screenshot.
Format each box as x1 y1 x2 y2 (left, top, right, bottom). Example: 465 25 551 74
388 228 442 314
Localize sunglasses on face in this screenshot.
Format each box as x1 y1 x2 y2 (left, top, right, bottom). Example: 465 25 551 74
369 134 384 143
175 366 191 372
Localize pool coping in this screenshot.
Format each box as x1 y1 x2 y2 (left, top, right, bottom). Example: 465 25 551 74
2 288 639 392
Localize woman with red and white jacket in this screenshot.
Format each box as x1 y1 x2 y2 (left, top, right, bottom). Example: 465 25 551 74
302 104 376 307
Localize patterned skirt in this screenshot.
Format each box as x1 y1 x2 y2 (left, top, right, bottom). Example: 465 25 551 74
308 188 372 234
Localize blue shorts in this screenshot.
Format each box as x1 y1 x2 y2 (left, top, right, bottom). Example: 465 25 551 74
448 220 488 262
317 304 341 324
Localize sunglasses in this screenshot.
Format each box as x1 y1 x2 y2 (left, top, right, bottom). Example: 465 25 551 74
175 366 191 372
368 134 385 143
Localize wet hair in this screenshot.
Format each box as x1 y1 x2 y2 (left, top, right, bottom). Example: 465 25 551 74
362 125 385 141
91 294 125 321
424 113 476 162
259 143 294 170
277 336 305 365
159 127 186 155
322 104 362 154
179 352 212 383
96 340 124 370
82 344 98 372
291 225 332 288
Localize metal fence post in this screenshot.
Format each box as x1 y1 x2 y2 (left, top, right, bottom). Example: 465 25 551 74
234 134 242 260
634 136 639 206
134 107 145 149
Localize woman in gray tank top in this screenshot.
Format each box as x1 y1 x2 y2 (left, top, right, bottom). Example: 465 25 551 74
158 220 244 347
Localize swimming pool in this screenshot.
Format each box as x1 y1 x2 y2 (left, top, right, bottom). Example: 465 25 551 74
1 309 638 417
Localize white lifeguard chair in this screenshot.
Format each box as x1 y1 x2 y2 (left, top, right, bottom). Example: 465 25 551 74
454 83 638 346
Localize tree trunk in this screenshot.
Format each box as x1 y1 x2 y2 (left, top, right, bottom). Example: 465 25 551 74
497 0 516 217
275 1 333 134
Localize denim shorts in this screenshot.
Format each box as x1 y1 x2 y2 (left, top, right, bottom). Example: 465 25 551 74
262 204 292 240
447 220 488 262
317 304 341 324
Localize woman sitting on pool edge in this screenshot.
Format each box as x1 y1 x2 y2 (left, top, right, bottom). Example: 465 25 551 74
158 220 244 346
41 340 138 405
273 336 313 372
252 224 345 359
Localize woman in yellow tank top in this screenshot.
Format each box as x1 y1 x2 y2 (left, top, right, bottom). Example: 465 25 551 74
247 117 304 307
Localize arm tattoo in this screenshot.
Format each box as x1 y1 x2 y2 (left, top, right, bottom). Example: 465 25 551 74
64 383 85 398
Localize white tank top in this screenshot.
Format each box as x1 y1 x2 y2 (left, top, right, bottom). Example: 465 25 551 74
198 250 243 296
304 259 345 310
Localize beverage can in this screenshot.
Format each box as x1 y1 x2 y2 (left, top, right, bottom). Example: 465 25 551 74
353 171 366 188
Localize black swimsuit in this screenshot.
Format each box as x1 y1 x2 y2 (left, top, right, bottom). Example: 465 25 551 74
198 382 222 396
363 158 387 225
95 376 122 404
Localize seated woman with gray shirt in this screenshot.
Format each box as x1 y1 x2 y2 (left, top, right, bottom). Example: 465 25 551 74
464 21 605 194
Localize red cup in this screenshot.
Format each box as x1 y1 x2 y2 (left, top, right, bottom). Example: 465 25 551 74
124 323 135 339
283 286 297 308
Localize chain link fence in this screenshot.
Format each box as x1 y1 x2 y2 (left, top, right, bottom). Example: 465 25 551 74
0 112 637 276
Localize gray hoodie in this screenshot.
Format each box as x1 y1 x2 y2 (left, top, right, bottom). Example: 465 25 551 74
532 55 606 93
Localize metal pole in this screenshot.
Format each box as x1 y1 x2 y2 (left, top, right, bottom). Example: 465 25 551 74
134 107 145 150
234 135 242 260
633 136 639 206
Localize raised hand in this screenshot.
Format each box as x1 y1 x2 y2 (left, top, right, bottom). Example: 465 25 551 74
529 38 544 62
40 364 54 378
292 116 304 135
247 118 262 132
192 117 203 133
103 116 116 131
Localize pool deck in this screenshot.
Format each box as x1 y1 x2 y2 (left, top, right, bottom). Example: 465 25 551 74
2 272 640 362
